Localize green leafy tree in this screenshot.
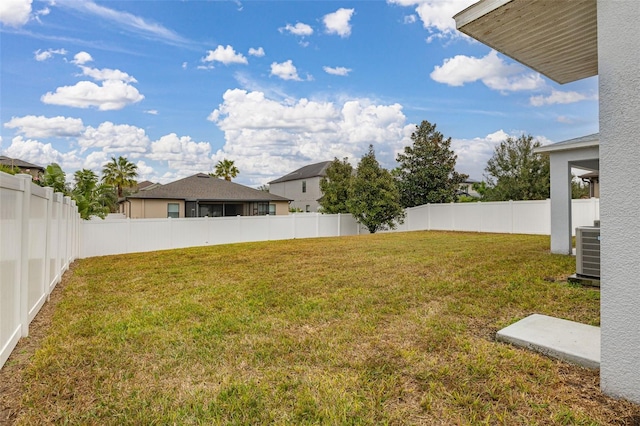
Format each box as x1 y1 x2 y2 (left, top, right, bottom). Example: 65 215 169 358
41 163 70 195
471 181 489 200
212 159 239 181
483 135 550 201
319 157 353 214
101 156 138 199
346 145 404 233
395 120 468 207
257 184 270 192
0 164 19 175
72 169 114 219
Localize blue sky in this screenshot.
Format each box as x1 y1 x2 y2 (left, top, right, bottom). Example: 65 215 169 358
0 0 598 186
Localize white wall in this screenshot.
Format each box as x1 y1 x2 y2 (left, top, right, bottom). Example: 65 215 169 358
0 173 80 370
598 0 640 404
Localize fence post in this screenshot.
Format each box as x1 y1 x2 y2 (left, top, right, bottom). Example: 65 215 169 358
44 187 53 300
509 200 514 234
337 213 341 236
18 175 31 337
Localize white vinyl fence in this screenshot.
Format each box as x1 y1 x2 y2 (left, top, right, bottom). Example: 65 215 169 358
0 173 80 369
80 198 599 258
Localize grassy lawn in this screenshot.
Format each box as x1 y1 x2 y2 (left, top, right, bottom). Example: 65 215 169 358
6 231 640 424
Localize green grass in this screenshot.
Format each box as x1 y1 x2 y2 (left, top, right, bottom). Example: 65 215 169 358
13 231 632 424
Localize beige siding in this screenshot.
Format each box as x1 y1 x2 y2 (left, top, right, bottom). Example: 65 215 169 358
270 176 323 212
273 201 290 215
128 199 184 218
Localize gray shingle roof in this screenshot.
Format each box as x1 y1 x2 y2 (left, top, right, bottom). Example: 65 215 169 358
269 161 332 184
0 156 45 170
534 133 599 154
126 173 291 202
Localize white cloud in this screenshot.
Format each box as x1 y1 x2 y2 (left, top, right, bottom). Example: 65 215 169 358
79 65 137 83
323 8 354 37
451 130 553 180
431 50 545 92
41 52 143 110
280 22 313 36
248 47 265 57
79 122 150 154
4 115 85 138
0 0 32 27
144 110 158 115
135 160 155 180
56 0 189 46
388 0 476 42
34 48 67 61
182 62 188 69
323 66 352 76
207 89 413 185
41 79 144 110
270 60 302 81
2 136 82 169
403 14 417 24
530 90 598 106
71 51 93 65
148 133 213 172
202 45 248 65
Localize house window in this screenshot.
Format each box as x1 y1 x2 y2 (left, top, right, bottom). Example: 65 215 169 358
269 204 276 215
305 205 310 212
167 203 179 218
302 181 306 193
257 202 270 215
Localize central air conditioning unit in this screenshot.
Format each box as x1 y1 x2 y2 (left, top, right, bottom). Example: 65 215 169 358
576 225 600 279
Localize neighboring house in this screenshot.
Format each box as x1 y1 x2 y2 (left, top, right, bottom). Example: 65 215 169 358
458 179 480 198
579 171 599 198
135 180 161 192
269 161 331 212
120 173 290 219
0 156 45 182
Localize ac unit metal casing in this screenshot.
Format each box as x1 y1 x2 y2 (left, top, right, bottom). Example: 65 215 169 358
576 226 600 278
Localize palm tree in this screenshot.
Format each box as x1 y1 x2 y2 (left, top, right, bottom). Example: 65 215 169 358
212 159 239 181
72 169 114 219
101 156 138 198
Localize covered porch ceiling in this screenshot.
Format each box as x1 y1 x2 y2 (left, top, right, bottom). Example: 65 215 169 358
454 0 597 84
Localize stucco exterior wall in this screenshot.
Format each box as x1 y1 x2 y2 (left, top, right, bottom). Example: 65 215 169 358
598 0 640 404
548 146 599 254
272 201 290 215
128 199 184 219
270 176 323 212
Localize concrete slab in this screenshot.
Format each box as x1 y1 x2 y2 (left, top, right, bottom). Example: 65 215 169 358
496 314 600 369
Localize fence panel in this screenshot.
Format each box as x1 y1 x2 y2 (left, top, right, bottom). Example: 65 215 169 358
0 174 24 370
512 200 550 235
27 185 49 321
572 198 600 232
0 173 79 370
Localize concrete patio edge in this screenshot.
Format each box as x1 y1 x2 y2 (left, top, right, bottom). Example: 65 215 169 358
496 314 600 369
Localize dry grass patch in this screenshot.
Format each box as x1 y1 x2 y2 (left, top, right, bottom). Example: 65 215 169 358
3 231 639 425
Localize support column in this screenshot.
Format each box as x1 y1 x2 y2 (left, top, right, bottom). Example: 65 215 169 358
598 0 640 404
549 154 572 254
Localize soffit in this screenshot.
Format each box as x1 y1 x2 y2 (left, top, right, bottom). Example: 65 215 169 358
455 0 597 84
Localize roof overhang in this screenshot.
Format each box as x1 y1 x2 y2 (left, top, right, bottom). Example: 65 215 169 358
454 0 597 84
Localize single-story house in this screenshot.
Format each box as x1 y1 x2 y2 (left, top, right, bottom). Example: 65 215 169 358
454 0 640 403
0 156 45 181
534 133 599 255
269 161 332 212
120 173 291 219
